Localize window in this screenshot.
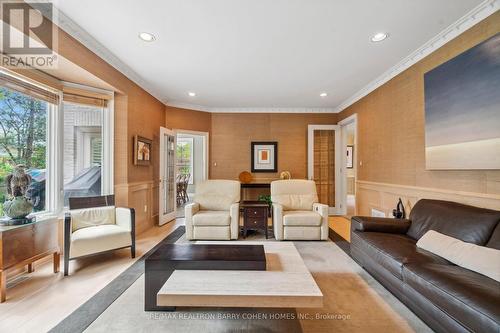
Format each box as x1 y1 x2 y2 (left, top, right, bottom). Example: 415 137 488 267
0 87 48 214
176 137 193 184
0 72 113 216
63 102 104 206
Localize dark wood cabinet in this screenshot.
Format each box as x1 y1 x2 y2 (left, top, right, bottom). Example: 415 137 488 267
0 217 60 302
241 201 270 239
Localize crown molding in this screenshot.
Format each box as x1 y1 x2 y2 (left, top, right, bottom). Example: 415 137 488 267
52 1 498 114
333 0 499 113
52 7 167 104
166 101 336 113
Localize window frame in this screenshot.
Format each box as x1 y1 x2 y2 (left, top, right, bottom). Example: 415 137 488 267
60 82 114 212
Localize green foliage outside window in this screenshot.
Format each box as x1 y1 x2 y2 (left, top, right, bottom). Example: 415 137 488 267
0 88 47 214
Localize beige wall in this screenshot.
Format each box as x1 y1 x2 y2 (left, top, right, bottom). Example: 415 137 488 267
210 113 337 180
338 12 500 215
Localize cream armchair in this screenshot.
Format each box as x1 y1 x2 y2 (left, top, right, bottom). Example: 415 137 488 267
271 180 329 240
64 195 135 276
185 180 241 240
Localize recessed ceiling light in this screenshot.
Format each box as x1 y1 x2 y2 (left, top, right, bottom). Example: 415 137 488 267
319 92 328 97
138 32 156 42
371 32 388 42
188 92 196 97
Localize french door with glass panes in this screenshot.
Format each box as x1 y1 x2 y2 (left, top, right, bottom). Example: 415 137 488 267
159 127 176 225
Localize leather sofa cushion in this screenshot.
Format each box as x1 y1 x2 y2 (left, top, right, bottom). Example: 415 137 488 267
407 199 500 244
192 211 231 226
487 223 500 250
70 224 131 258
403 263 500 333
271 180 318 211
351 231 448 280
194 180 240 211
71 206 116 232
283 211 322 226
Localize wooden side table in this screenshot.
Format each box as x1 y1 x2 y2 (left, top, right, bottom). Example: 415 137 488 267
241 201 270 239
0 217 60 302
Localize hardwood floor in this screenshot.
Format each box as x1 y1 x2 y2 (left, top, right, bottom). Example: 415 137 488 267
0 219 183 333
0 216 343 332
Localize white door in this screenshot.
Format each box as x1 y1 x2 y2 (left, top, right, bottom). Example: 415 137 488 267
307 125 341 215
159 127 176 225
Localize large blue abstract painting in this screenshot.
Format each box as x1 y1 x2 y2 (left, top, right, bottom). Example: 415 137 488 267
424 33 500 170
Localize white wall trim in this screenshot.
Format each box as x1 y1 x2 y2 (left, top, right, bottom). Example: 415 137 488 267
174 129 210 182
333 0 499 113
339 113 358 216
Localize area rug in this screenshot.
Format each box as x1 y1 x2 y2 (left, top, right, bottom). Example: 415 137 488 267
51 227 432 333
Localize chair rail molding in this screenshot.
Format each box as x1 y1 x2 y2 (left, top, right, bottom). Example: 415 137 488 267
356 180 500 216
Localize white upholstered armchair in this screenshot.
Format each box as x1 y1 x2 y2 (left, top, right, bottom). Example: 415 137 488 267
271 180 329 240
185 180 241 240
64 195 135 276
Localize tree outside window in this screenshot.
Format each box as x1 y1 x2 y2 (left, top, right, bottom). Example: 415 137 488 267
0 88 48 214
176 138 193 184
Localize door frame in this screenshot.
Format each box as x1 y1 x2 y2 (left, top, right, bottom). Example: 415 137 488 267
338 114 358 216
173 129 209 183
307 124 341 215
159 126 176 225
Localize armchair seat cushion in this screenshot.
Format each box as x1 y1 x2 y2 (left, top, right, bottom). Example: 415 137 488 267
283 211 322 226
70 224 132 259
192 211 231 226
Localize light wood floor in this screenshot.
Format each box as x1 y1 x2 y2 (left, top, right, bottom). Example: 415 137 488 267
0 216 347 333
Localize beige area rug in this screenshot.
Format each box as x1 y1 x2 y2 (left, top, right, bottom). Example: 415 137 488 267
84 233 432 333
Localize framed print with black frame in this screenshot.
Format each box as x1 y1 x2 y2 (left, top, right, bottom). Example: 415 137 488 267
251 141 278 172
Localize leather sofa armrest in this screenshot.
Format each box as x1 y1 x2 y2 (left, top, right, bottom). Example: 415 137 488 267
115 207 134 231
185 202 200 240
272 203 284 240
351 216 411 234
313 203 329 240
229 203 240 240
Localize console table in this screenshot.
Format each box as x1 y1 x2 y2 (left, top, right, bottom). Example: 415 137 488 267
0 216 60 302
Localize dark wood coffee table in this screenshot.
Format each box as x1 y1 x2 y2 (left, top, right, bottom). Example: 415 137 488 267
144 244 266 311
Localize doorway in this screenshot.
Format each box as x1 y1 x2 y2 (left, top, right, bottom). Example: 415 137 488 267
174 130 209 215
339 114 358 217
307 125 341 215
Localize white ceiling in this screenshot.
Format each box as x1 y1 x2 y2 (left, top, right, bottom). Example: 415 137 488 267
52 0 489 112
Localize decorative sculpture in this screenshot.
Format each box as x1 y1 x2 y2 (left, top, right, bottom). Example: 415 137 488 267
3 165 34 219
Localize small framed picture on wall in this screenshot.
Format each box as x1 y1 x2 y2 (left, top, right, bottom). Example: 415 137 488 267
346 145 354 169
134 135 152 166
251 141 278 172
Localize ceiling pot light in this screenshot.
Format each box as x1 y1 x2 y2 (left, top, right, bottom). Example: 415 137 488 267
139 32 156 42
188 92 196 97
371 32 388 42
319 92 328 97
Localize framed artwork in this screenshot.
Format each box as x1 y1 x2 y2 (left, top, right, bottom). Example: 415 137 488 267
424 33 500 170
134 135 152 166
251 141 277 172
346 145 354 169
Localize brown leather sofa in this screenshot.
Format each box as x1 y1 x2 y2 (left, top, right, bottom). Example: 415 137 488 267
350 199 500 333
